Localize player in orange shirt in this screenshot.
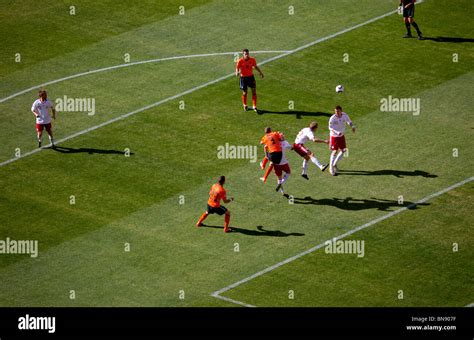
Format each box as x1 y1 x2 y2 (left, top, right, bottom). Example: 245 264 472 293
196 176 234 233
259 127 284 182
235 48 264 112
260 127 283 165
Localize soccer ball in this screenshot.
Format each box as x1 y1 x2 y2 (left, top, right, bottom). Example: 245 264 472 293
335 85 344 93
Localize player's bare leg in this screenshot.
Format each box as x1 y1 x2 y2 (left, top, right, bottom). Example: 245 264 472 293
224 211 232 233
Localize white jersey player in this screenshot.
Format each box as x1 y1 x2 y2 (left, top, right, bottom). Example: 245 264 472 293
292 121 329 180
31 90 56 148
328 105 356 175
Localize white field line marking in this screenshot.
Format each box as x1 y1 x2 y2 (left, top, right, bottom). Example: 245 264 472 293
211 176 474 307
214 295 256 308
256 0 424 67
0 4 419 168
0 51 290 104
466 303 474 307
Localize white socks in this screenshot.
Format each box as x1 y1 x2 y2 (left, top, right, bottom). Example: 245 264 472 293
302 159 308 175
334 151 344 166
310 156 323 169
281 173 290 184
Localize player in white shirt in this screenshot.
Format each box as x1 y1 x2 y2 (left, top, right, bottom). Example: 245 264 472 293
292 121 329 180
31 90 56 148
274 140 292 194
328 105 356 176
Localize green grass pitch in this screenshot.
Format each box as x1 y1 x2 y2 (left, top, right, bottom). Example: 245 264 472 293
0 0 472 307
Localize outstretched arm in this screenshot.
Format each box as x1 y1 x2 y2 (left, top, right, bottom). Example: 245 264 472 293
313 137 329 144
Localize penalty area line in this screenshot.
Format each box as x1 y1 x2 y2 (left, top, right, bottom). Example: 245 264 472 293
0 4 422 168
211 175 474 307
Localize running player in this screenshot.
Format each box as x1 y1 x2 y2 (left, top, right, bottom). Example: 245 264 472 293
292 122 328 180
328 105 356 176
400 0 422 39
196 176 234 233
235 49 264 112
31 90 56 148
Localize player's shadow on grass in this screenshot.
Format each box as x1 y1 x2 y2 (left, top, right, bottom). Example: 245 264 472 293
200 225 304 237
423 36 474 43
289 196 429 212
257 109 332 119
51 146 133 156
337 169 437 178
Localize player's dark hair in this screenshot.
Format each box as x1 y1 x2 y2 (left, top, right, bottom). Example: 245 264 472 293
243 48 249 53
309 121 318 130
264 127 272 133
335 105 342 111
38 90 47 97
218 176 225 185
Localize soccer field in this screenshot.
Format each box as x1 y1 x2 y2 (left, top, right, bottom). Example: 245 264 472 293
0 0 473 308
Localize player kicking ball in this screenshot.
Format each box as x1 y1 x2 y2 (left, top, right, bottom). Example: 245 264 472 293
292 122 329 180
196 176 234 233
328 105 356 176
31 90 56 148
235 49 264 112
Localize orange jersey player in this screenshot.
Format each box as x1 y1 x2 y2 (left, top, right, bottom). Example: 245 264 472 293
235 48 264 112
196 176 234 233
260 127 284 164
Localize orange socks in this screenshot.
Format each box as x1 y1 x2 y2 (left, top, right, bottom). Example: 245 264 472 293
263 163 273 182
196 212 208 227
252 94 257 108
242 94 247 107
224 214 230 229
